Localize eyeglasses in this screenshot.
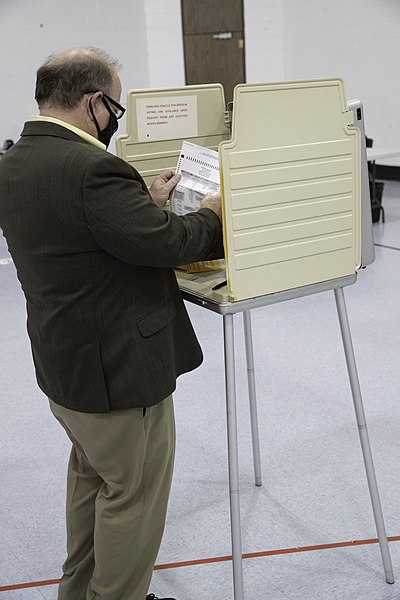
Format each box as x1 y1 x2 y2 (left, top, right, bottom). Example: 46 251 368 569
102 93 126 120
85 90 126 120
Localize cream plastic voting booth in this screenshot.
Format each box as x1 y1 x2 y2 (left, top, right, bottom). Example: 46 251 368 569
220 80 370 301
116 80 392 600
117 80 374 303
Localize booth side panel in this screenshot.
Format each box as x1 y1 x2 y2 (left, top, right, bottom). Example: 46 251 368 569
220 80 361 302
347 99 375 267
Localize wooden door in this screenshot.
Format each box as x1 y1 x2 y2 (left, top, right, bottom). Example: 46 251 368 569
181 0 245 104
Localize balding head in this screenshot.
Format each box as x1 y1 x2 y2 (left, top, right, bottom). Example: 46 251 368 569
35 47 121 110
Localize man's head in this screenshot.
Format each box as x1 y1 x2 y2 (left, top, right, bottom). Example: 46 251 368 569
35 47 124 147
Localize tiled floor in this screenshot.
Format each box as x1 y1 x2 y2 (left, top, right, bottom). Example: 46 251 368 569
1 182 400 599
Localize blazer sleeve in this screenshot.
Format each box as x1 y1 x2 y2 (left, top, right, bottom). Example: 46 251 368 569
83 152 223 268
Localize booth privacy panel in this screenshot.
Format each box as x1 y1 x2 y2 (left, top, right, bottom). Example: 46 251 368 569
219 79 362 302
116 84 229 187
347 99 375 268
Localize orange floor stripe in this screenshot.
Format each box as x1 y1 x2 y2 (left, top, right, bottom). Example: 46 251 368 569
1 536 399 592
0 578 60 592
154 536 400 570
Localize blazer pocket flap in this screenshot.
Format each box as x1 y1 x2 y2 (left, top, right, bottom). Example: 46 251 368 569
137 299 177 337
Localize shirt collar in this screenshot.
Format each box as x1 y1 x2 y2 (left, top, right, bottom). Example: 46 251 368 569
28 115 106 150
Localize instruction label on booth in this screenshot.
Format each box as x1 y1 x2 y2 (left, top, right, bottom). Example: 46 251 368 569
136 96 198 142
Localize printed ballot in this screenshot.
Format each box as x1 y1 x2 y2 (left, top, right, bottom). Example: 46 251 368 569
171 141 220 215
171 141 224 273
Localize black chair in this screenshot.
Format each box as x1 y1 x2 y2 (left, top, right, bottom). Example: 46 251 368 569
366 136 385 223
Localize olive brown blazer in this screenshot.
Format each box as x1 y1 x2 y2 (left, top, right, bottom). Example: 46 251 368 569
0 121 223 412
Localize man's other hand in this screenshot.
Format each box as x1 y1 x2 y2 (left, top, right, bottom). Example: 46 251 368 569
201 191 222 222
149 170 181 208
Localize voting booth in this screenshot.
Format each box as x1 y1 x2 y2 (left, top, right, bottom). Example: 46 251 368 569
116 80 392 599
116 79 374 301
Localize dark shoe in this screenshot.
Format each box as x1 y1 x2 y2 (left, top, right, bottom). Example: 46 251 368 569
146 595 176 600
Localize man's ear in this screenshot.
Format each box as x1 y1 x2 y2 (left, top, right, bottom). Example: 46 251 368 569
86 92 103 120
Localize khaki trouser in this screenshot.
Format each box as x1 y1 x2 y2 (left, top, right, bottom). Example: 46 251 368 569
49 396 175 600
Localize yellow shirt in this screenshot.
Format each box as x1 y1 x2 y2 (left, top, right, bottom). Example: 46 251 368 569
29 115 106 151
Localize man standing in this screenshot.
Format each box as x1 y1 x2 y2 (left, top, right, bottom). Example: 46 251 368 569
0 48 223 600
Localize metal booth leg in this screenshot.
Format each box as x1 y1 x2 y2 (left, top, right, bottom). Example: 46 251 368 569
223 313 245 599
243 310 262 486
334 287 394 584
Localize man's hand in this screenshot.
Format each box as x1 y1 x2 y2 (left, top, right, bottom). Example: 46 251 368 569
201 191 222 222
149 170 181 208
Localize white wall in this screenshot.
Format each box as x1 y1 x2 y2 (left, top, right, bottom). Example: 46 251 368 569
244 0 284 83
0 0 151 145
144 0 185 88
0 0 187 153
245 0 400 165
1 0 400 163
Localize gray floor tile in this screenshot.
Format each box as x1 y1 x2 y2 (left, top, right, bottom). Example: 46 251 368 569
347 538 400 582
0 536 14 566
0 591 47 599
32 584 58 600
0 556 47 598
248 547 400 600
151 559 291 600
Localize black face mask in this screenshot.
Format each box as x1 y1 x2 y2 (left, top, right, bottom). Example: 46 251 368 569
89 97 118 148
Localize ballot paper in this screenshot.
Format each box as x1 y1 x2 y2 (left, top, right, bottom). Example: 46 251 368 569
171 141 225 273
171 141 220 215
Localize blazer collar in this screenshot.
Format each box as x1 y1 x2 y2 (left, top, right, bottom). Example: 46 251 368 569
21 120 103 148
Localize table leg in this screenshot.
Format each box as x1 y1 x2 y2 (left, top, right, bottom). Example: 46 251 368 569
243 310 262 486
223 313 245 599
334 287 394 584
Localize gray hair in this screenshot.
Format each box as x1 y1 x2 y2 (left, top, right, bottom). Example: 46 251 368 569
35 47 121 110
